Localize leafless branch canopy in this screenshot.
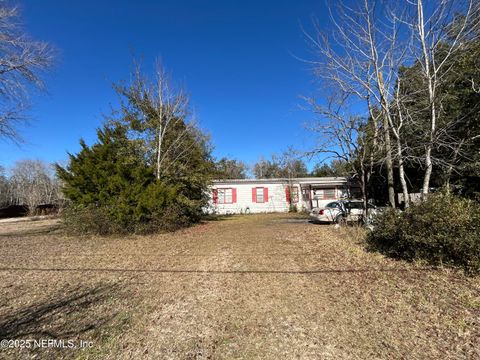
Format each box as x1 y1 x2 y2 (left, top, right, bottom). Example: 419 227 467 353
0 2 54 142
114 59 204 180
303 0 479 204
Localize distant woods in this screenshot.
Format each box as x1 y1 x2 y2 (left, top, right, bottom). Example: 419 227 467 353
214 154 347 180
252 152 309 179
0 160 61 214
214 158 248 179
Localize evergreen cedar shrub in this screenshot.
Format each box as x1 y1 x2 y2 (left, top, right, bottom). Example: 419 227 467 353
367 192 480 273
57 125 209 235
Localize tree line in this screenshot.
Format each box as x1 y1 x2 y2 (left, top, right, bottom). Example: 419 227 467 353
304 0 480 208
0 160 61 211
215 154 348 180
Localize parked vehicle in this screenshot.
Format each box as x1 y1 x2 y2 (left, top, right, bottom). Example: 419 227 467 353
309 200 381 225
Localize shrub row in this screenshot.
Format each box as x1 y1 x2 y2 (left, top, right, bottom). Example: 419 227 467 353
63 202 195 235
62 182 203 235
367 192 480 273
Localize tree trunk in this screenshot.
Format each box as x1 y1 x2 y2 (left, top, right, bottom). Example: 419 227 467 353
383 114 396 208
422 97 435 198
360 166 368 219
156 124 162 180
395 135 409 208
422 146 433 198
418 0 434 200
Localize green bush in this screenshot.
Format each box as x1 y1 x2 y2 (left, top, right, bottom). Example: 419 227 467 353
62 205 114 235
57 125 211 235
62 181 203 235
62 202 192 235
367 192 480 273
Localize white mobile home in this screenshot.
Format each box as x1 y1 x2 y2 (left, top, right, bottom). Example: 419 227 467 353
208 177 356 215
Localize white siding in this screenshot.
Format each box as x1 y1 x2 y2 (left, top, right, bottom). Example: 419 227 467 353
206 177 352 215
210 182 289 215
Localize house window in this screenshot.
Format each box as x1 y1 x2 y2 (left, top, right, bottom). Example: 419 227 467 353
257 188 265 202
253 187 268 203
218 188 233 204
323 189 336 200
256 187 265 203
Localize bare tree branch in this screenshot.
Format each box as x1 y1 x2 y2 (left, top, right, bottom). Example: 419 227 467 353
0 2 54 142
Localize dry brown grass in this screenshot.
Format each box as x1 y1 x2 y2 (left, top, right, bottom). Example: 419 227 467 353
0 214 479 359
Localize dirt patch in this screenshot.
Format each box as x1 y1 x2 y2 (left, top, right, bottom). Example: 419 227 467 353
0 213 478 359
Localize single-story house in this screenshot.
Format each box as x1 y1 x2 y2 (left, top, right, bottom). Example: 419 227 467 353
208 177 358 214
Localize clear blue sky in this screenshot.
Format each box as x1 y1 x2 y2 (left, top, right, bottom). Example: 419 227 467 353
0 0 329 170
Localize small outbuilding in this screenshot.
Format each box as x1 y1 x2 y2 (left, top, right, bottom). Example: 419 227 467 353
208 177 356 214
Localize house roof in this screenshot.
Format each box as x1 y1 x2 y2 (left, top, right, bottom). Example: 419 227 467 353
212 177 350 186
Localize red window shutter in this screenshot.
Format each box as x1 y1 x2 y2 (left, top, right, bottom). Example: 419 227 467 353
264 187 269 202
285 187 291 203
252 188 257 203
212 189 218 204
232 188 237 203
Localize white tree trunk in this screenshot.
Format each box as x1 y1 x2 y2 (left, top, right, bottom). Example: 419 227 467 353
383 113 396 208
396 138 409 208
156 123 162 180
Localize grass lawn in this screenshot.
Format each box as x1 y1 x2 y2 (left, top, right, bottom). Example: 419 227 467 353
0 213 479 359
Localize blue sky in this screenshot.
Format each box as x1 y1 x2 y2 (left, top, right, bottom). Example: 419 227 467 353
0 0 329 170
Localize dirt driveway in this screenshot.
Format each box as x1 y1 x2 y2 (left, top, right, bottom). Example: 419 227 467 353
0 214 479 359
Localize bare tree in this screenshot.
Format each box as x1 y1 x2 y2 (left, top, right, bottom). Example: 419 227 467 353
305 0 479 204
406 0 478 197
0 2 54 142
114 60 200 180
391 77 412 207
304 0 414 207
305 94 372 210
0 165 9 206
9 159 59 213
